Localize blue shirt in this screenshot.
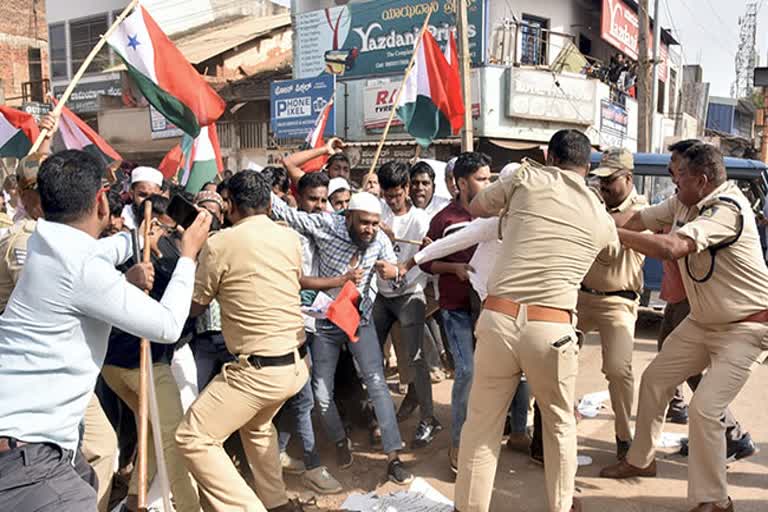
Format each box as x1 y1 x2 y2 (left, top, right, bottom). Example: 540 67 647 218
0 220 195 454
270 194 396 323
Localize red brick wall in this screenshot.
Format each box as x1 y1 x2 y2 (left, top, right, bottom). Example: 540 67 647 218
0 0 49 105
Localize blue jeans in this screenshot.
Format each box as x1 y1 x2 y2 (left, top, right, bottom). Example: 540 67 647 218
442 309 475 446
509 378 530 434
190 333 235 391
276 335 321 469
312 319 403 454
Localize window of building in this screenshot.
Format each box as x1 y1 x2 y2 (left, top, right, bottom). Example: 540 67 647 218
657 79 666 114
27 48 44 102
578 34 592 56
668 68 677 116
70 15 110 75
49 23 68 79
520 14 549 66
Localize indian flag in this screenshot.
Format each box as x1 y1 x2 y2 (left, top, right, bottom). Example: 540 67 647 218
55 102 122 168
176 124 223 194
396 30 464 147
107 5 225 138
0 106 40 158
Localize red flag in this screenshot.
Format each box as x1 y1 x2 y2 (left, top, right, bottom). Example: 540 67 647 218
52 99 122 166
158 144 184 179
326 281 361 342
302 98 334 172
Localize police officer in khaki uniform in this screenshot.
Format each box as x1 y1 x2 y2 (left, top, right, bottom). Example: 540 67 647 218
577 148 647 459
601 144 768 512
176 170 310 512
454 130 620 512
0 154 45 311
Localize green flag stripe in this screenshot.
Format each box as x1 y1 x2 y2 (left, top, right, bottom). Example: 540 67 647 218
122 59 201 138
0 130 32 158
396 95 453 148
83 143 117 169
183 160 219 195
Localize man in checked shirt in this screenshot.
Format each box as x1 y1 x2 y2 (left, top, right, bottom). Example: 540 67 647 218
270 190 414 485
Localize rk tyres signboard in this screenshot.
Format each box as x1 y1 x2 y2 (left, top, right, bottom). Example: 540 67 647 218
270 74 336 139
294 0 486 79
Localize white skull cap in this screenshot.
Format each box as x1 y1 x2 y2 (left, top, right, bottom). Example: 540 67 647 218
347 191 382 215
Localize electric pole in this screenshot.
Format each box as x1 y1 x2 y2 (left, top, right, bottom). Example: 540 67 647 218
457 0 474 151
637 0 652 152
649 0 661 152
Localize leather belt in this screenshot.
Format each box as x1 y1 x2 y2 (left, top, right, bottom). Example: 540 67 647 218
740 310 768 323
484 296 572 324
0 437 27 453
246 344 307 369
580 286 639 302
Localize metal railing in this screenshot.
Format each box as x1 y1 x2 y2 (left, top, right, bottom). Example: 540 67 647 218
489 20 576 68
216 120 269 150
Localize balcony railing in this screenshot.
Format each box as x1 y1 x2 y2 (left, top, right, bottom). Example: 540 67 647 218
216 121 269 150
489 21 575 68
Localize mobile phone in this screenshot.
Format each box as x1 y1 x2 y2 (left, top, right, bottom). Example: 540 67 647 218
168 194 198 229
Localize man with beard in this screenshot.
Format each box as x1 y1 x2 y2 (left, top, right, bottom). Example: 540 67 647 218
577 148 648 461
270 190 413 485
419 152 491 473
121 167 163 230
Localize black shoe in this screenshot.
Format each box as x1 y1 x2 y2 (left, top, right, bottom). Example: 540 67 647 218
387 458 414 485
396 394 418 423
666 406 689 425
268 499 304 512
411 417 443 449
336 438 353 469
727 433 759 463
617 438 631 460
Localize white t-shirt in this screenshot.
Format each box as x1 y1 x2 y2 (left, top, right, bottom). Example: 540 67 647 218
423 195 450 218
121 204 138 231
378 204 429 297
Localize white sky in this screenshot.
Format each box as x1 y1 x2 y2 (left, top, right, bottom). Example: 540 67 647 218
661 0 767 97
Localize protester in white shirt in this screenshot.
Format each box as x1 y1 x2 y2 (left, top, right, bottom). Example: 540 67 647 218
0 150 211 512
122 166 164 230
373 162 442 449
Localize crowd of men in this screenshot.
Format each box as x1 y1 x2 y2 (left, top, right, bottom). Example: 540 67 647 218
0 111 765 512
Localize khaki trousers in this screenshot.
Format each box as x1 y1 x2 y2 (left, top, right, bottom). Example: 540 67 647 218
626 317 768 504
576 292 638 442
455 308 579 512
176 354 309 512
82 393 117 512
101 363 200 512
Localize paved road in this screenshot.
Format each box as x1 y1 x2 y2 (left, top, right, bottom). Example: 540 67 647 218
285 316 768 511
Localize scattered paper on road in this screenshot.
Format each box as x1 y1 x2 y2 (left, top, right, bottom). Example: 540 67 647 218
657 432 687 449
340 478 453 511
577 390 610 418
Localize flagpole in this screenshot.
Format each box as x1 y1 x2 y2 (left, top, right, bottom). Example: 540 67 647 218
27 0 140 155
365 8 433 179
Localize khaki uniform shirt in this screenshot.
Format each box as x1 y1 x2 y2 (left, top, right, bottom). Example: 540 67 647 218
0 218 36 310
193 215 305 356
641 181 768 324
478 164 620 311
582 188 647 294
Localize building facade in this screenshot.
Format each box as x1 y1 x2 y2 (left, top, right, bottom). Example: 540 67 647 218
290 0 685 169
0 0 49 106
